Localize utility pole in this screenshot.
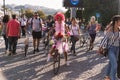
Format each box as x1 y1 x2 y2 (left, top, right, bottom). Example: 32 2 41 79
71 7 76 18
3 0 5 16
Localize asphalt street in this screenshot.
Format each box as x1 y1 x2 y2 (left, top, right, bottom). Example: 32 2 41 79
0 32 112 80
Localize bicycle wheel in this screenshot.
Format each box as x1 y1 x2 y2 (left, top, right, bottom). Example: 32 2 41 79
79 35 85 47
84 36 90 51
53 50 60 74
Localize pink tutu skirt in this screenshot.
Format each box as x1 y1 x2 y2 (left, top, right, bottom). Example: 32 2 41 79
52 40 69 54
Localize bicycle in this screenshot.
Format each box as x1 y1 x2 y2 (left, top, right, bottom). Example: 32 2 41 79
46 34 69 74
79 31 90 51
43 31 54 56
52 36 67 74
53 49 60 74
52 37 63 74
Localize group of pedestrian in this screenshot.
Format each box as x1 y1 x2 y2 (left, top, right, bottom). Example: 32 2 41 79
1 12 43 55
1 14 20 55
0 11 120 80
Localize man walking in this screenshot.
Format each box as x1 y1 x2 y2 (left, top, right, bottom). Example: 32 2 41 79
28 12 42 53
6 14 21 55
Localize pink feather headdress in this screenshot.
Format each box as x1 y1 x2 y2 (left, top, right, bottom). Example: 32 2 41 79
54 12 65 21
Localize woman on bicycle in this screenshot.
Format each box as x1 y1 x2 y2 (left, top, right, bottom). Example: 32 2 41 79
47 12 70 66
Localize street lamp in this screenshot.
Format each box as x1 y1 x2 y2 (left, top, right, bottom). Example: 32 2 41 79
3 0 5 16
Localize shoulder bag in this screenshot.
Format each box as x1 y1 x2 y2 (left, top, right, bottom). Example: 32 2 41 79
99 33 118 57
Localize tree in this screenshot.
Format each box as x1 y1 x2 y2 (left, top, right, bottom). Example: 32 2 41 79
64 8 70 18
82 0 119 27
25 9 34 18
76 9 82 20
37 10 46 19
64 0 119 28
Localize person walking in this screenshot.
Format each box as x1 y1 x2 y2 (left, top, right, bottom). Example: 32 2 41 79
98 15 120 80
69 17 80 56
19 14 27 37
1 15 10 54
28 12 42 53
87 16 98 50
6 14 21 55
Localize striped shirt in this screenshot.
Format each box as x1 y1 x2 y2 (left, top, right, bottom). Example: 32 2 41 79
100 31 120 48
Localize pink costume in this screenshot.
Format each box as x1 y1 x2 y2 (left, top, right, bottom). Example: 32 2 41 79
53 21 69 54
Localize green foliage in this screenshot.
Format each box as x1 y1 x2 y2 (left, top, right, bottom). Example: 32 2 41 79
25 9 34 18
83 0 119 27
76 9 82 19
65 9 70 18
37 10 46 19
25 9 46 19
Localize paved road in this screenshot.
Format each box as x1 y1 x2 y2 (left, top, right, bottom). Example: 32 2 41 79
0 37 3 46
0 32 110 80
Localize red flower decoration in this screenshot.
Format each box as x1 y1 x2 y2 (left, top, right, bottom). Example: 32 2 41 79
57 32 63 38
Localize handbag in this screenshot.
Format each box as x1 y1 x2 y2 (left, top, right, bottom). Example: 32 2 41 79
73 35 79 41
99 33 118 57
99 47 108 57
71 25 79 41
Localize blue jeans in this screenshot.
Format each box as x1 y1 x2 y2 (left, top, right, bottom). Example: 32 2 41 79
106 46 119 80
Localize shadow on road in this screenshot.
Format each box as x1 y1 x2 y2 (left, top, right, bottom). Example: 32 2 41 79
0 33 108 80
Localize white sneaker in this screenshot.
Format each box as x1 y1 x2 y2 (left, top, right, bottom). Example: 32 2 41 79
47 54 51 62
